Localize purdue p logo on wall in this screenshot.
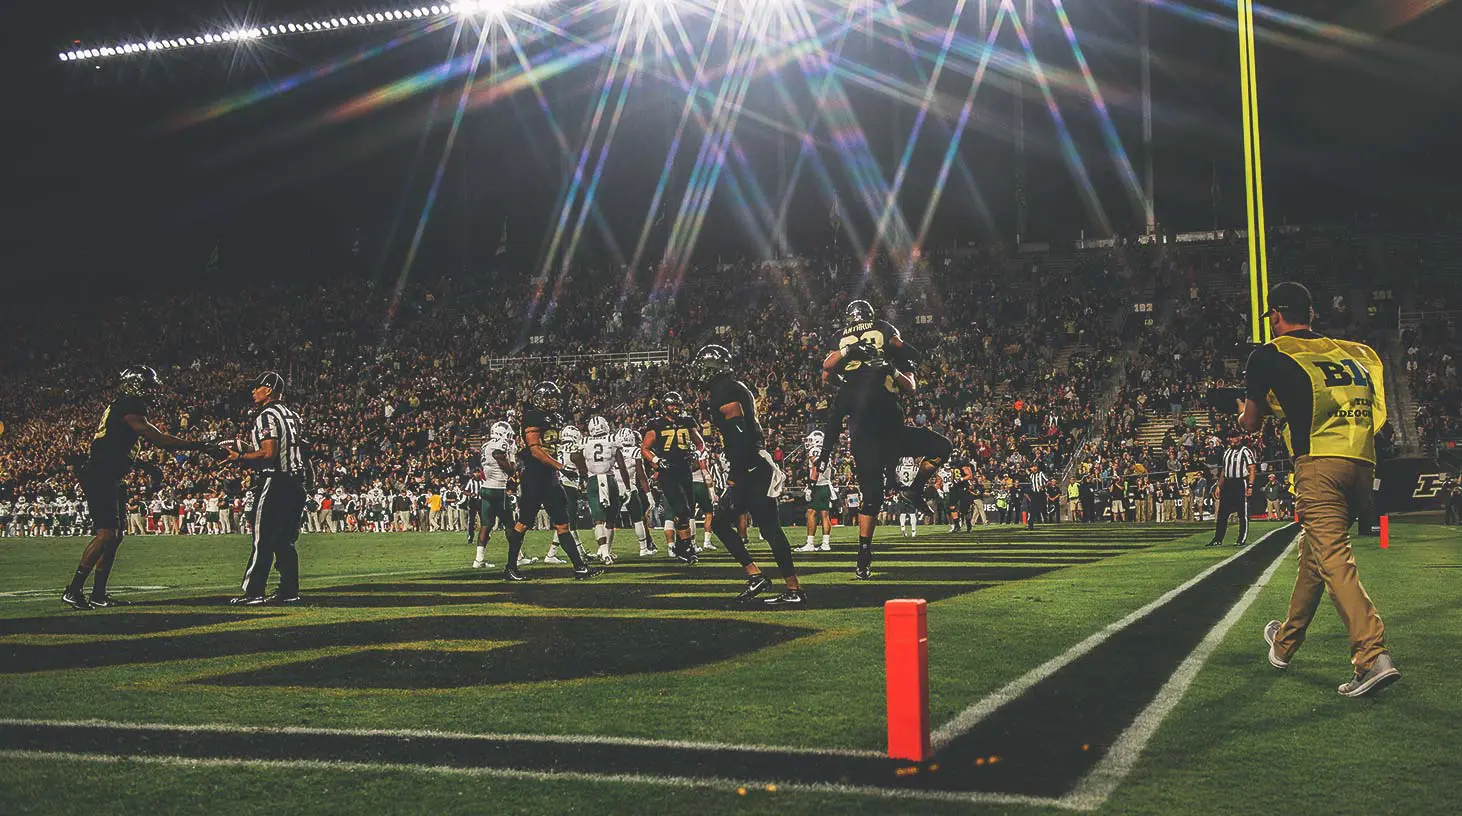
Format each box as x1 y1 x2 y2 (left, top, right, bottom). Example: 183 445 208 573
1413 474 1447 499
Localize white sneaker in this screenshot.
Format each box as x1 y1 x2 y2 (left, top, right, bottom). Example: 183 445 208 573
597 546 615 565
701 541 717 551
797 543 818 552
1263 620 1289 670
517 556 538 567
543 555 568 565
638 547 654 557
472 560 495 569
818 542 831 551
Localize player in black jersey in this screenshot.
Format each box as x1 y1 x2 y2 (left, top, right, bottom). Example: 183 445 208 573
695 345 803 606
62 366 222 610
641 391 709 564
818 300 951 579
501 382 603 581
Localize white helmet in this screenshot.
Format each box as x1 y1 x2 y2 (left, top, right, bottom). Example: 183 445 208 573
614 428 638 448
588 416 611 437
489 421 513 440
561 426 584 446
805 430 825 445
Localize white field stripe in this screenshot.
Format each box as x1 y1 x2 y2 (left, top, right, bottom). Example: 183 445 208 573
0 586 168 598
0 750 1075 809
1062 532 1297 811
0 718 883 759
930 523 1296 750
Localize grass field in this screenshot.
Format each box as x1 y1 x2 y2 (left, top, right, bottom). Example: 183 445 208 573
1 518 1458 815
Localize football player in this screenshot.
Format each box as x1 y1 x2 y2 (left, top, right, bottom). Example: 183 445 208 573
615 427 656 555
818 301 951 579
694 344 804 607
545 424 590 565
896 457 920 537
641 391 708 564
473 421 516 569
580 416 629 564
501 383 602 581
801 430 835 552
690 451 718 552
63 366 222 610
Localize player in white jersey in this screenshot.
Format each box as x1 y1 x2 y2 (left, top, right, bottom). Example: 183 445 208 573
801 430 836 552
580 416 632 564
689 453 718 553
544 424 591 565
896 457 920 537
474 421 516 568
615 427 655 555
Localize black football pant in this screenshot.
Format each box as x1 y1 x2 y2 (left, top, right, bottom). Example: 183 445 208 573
1213 484 1250 544
712 463 796 579
1026 491 1044 529
242 475 305 598
849 424 951 517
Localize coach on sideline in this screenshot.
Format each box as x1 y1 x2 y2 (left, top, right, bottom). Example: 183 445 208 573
1240 282 1399 697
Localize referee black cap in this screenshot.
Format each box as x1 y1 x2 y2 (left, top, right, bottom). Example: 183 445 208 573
1263 282 1312 319
253 370 285 396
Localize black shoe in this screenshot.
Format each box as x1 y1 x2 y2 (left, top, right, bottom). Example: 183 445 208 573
672 542 699 565
736 574 773 602
503 568 531 582
88 594 132 608
266 593 302 605
1234 539 1248 547
764 589 807 608
229 595 269 605
573 567 605 580
61 589 93 611
854 565 872 580
1204 539 1223 547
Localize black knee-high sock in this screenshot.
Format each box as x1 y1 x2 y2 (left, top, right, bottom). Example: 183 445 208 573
857 534 873 569
711 515 755 568
559 531 587 569
505 527 525 568
66 567 91 595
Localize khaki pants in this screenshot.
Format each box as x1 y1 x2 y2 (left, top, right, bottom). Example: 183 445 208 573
1181 495 1195 521
970 503 987 525
395 510 412 531
1272 456 1387 672
1067 498 1080 522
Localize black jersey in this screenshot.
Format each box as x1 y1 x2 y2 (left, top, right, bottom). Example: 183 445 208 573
518 407 563 473
645 413 700 472
706 375 765 471
88 395 149 480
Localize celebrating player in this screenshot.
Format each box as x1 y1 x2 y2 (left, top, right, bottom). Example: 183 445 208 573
62 366 221 611
694 344 804 607
818 300 952 579
641 391 708 564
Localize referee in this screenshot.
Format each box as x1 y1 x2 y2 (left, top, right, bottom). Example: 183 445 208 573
226 372 308 605
1207 430 1256 546
1025 464 1047 529
1241 282 1399 697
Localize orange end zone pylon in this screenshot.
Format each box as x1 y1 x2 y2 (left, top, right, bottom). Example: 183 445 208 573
885 599 930 761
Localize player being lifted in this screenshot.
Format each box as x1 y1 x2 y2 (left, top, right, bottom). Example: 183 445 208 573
544 424 590 565
63 366 222 610
614 426 656 555
580 416 630 564
695 344 804 606
819 300 952 579
473 420 517 569
641 391 708 564
800 430 836 552
501 383 603 581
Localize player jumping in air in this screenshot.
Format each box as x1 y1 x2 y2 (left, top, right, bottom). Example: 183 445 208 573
819 300 952 580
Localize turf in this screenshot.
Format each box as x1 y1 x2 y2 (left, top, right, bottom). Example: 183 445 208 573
0 519 1457 814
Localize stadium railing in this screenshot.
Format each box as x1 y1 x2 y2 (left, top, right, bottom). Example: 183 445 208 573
487 350 671 369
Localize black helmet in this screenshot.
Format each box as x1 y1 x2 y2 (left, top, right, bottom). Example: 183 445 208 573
845 299 874 324
662 391 683 415
118 366 162 400
530 381 562 413
253 370 285 399
694 344 733 382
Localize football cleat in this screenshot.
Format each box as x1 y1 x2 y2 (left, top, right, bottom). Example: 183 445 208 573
573 567 605 580
854 565 872 580
88 594 133 608
764 590 807 608
503 569 531 582
638 547 656 557
266 593 303 605
736 574 773 603
818 542 831 551
517 556 539 567
671 542 699 565
471 560 495 569
61 590 93 611
229 595 269 606
700 541 717 551
797 543 818 553
596 546 616 565
543 555 568 565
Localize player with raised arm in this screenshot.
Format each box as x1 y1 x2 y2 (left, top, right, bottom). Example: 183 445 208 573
473 420 517 569
694 344 804 607
818 300 952 579
641 391 708 564
500 383 603 582
62 366 223 610
801 430 836 552
580 416 630 564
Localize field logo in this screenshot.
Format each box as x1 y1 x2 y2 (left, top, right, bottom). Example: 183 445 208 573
1413 473 1448 499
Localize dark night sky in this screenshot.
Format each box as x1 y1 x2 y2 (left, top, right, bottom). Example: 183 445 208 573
4 0 1461 303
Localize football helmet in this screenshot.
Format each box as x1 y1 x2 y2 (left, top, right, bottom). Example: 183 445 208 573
118 365 162 400
489 421 513 441
805 430 825 446
693 344 733 382
560 426 584 447
588 416 612 437
614 428 639 449
845 299 875 324
530 381 562 413
661 391 684 416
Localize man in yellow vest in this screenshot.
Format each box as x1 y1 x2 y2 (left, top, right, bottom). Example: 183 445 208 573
1240 282 1399 697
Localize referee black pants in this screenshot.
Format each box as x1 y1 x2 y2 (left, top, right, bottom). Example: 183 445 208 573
1213 483 1249 544
1026 491 1044 529
242 475 305 598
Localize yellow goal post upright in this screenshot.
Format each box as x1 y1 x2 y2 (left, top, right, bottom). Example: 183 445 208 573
1237 0 1270 344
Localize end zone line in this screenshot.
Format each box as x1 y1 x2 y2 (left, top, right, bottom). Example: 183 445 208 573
1061 530 1296 811
0 749 1075 809
930 524 1297 751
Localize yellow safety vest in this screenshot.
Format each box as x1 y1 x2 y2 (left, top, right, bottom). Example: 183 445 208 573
1265 335 1387 464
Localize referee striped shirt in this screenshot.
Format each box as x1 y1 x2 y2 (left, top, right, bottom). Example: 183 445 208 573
1029 470 1048 492
1222 445 1256 481
252 401 308 478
